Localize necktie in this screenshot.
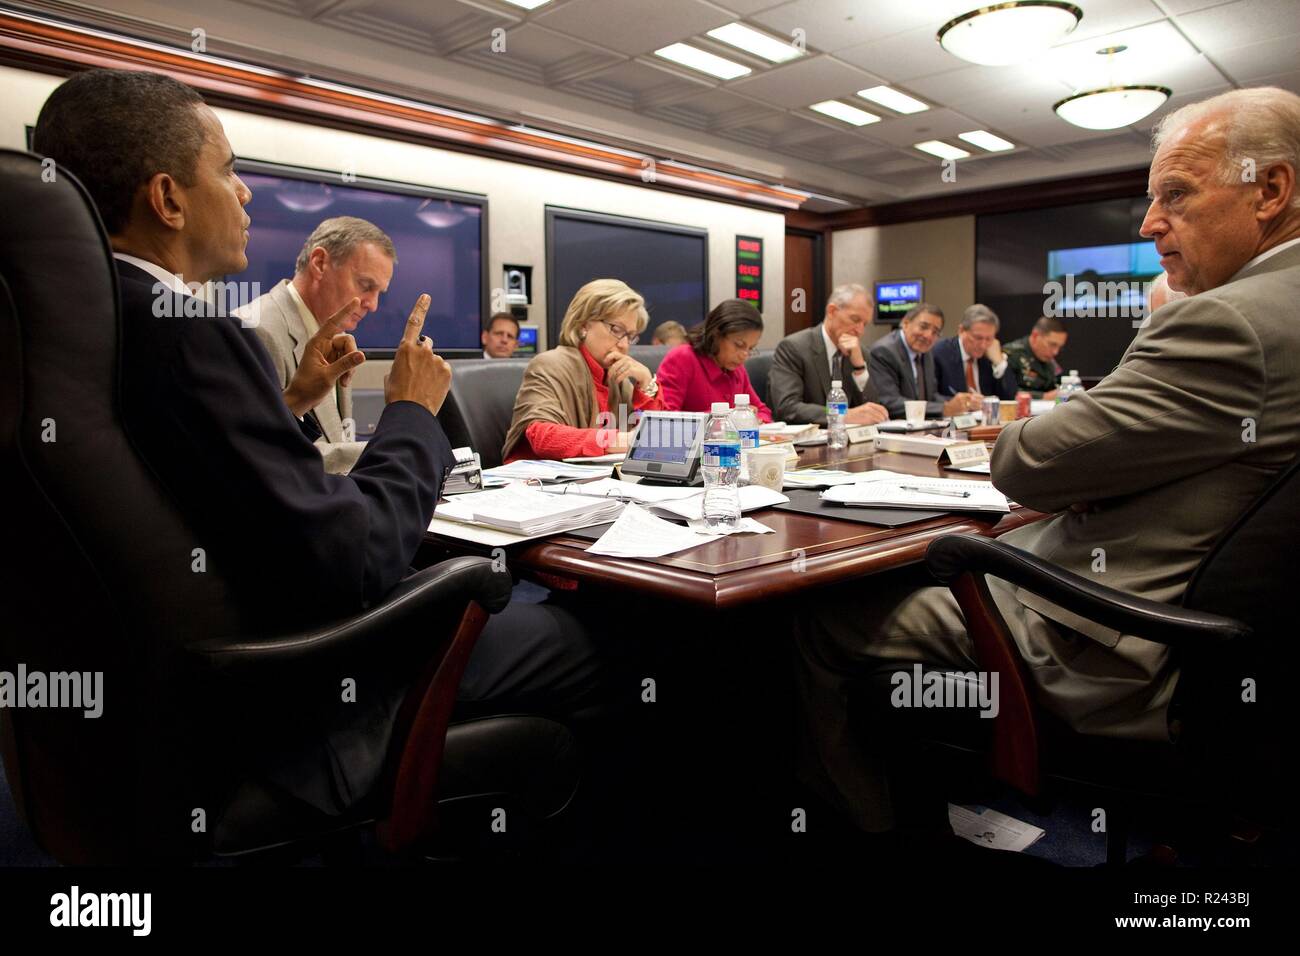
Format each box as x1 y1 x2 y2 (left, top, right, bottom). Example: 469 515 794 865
965 357 977 391
914 355 926 400
831 350 844 386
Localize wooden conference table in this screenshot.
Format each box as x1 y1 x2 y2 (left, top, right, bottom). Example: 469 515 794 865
423 439 1047 610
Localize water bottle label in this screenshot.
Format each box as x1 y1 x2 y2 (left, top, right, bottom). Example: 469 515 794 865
702 441 740 468
738 429 760 449
828 402 847 416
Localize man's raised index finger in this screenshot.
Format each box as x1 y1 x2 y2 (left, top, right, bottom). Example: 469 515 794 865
401 294 432 346
320 297 360 337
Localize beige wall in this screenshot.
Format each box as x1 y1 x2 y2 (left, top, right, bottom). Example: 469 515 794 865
830 216 976 346
0 64 786 390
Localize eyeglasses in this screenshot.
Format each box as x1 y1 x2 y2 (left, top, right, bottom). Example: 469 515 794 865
727 339 761 357
910 320 943 336
602 321 639 345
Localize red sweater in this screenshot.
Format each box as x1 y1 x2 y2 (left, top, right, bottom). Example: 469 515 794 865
506 345 665 462
656 343 772 422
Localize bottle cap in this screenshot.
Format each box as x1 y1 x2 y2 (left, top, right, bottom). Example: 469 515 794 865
1070 369 1079 377
830 379 842 389
711 401 730 415
734 394 750 406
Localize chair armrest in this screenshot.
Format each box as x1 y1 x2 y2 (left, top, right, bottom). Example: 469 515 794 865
187 556 512 674
926 535 1250 647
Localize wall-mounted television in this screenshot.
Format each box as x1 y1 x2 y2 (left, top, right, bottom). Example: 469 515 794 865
545 207 708 348
874 278 924 324
233 160 487 355
977 196 1154 378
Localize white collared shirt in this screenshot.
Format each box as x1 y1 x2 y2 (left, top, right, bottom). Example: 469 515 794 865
1231 235 1300 281
112 252 190 296
283 280 321 337
821 322 870 393
958 336 1008 384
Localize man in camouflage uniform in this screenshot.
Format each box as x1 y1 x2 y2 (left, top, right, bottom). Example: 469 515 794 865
1003 316 1068 398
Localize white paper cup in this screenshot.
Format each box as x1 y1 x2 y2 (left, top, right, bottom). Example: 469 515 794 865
904 400 926 424
742 445 787 491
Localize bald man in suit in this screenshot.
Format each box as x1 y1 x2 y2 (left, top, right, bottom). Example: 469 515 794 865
795 86 1300 833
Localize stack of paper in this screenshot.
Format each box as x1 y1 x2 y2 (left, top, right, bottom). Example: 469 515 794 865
760 421 819 441
541 477 787 520
587 505 721 558
435 485 623 534
482 459 612 483
821 476 1008 513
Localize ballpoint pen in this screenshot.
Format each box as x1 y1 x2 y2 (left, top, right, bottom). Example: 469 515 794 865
899 485 971 498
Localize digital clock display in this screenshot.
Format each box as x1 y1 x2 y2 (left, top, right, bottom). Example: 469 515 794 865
735 235 763 312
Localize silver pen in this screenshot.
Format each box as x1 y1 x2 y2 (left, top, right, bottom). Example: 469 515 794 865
899 484 971 498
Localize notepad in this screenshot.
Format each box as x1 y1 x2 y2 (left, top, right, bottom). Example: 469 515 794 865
436 485 624 535
821 477 1008 513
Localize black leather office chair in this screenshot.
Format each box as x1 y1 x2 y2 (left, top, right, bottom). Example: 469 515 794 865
629 344 670 374
0 149 575 863
912 454 1296 862
744 353 773 408
445 358 528 469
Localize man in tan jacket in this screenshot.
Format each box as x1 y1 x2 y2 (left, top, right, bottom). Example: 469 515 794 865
237 216 395 473
796 86 1300 833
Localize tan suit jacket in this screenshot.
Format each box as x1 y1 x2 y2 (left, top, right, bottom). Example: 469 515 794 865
236 279 364 474
991 242 1300 740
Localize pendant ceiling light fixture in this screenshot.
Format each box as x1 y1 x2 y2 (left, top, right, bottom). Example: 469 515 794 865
938 2 1083 66
1054 85 1172 129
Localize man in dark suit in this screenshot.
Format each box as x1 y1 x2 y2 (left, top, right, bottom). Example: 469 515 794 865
868 303 979 418
931 304 1019 402
32 69 602 819
769 283 890 425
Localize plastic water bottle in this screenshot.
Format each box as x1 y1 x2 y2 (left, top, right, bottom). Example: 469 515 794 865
731 393 761 486
702 401 741 531
827 379 848 450
1056 370 1083 404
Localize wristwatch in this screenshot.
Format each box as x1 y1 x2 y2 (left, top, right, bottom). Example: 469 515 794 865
639 376 659 397
850 364 867 372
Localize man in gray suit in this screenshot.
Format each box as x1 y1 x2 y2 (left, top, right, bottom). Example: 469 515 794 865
868 304 981 419
769 283 889 425
237 216 395 473
796 86 1300 832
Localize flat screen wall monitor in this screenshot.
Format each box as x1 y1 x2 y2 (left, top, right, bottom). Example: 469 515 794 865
232 160 488 355
545 207 708 349
874 279 924 324
620 412 708 485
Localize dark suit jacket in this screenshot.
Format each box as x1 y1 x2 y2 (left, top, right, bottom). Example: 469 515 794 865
117 260 455 623
769 324 880 424
116 260 456 815
931 335 1018 400
867 331 944 418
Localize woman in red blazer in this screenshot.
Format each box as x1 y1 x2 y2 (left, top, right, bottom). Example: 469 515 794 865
655 299 772 422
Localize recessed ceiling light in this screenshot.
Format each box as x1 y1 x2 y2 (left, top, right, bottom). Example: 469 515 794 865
1054 86 1172 129
957 129 1016 151
938 1 1082 66
914 140 971 160
500 0 552 10
809 100 880 126
654 42 752 80
856 86 929 114
707 22 804 63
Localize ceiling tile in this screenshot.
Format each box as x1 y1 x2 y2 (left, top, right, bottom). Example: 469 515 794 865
728 54 882 108
1174 0 1300 53
1248 69 1300 96
533 0 733 56
908 63 1072 108
1158 0 1238 13
1211 35 1300 82
861 106 986 148
1063 0 1167 43
835 25 964 83
333 0 513 55
751 0 971 54
711 0 790 15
